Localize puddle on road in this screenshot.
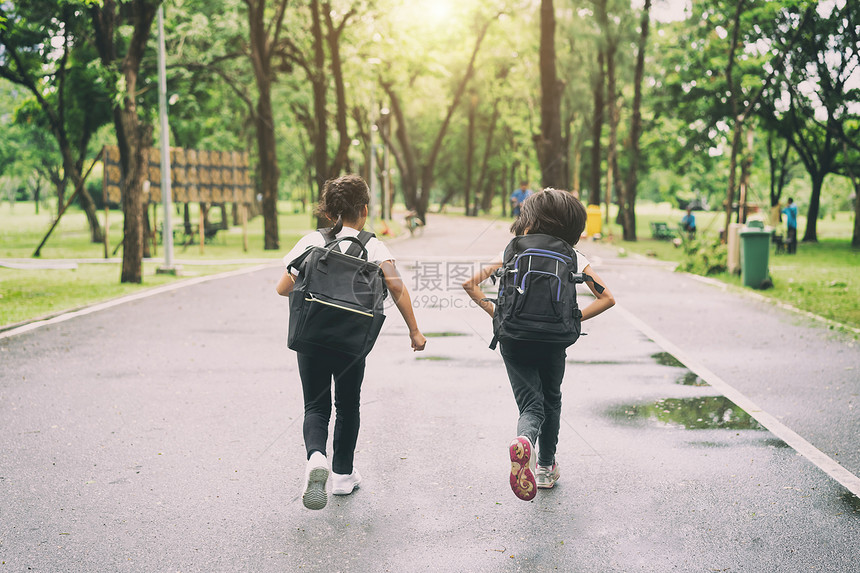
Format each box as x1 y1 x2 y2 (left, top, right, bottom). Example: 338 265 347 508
652 352 684 368
609 396 765 431
415 356 453 361
651 352 709 387
840 492 860 514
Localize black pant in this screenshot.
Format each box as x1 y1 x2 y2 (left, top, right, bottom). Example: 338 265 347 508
500 341 567 467
296 351 365 475
787 227 797 254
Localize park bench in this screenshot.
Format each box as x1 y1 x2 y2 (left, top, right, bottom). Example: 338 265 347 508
650 221 676 240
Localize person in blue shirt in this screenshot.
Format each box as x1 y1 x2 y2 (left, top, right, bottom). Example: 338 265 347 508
510 181 533 217
681 206 697 238
781 197 798 254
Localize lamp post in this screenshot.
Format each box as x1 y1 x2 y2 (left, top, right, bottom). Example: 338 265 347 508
156 4 177 275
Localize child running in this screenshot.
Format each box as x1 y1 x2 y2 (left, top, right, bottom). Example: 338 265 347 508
276 174 426 510
462 189 615 500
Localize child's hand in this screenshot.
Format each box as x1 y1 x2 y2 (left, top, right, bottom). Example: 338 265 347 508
410 330 427 352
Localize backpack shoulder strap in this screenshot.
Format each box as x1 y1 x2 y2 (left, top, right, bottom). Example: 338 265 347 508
344 230 375 258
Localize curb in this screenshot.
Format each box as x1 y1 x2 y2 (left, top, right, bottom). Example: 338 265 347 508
0 262 281 340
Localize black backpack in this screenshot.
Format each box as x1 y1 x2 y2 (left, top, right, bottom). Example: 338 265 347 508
488 234 604 350
287 230 388 358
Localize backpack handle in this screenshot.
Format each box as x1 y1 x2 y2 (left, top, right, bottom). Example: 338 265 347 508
571 272 605 294
322 236 369 261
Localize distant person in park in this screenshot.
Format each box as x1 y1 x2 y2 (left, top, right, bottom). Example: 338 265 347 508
782 197 798 254
510 181 533 217
681 206 697 238
276 175 426 510
462 189 615 500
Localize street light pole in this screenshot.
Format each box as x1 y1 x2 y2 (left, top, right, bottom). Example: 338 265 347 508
156 4 177 275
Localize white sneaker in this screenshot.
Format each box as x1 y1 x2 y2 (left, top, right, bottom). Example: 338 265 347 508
536 462 561 489
302 451 329 510
331 469 362 496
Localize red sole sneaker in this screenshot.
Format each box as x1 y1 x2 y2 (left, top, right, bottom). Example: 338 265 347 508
509 436 537 501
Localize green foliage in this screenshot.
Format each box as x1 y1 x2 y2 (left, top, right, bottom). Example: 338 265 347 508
675 236 728 276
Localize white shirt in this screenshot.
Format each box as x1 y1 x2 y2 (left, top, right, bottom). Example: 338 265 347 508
283 227 394 274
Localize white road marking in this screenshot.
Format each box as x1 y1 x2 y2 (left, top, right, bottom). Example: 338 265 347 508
615 304 860 499
0 262 281 340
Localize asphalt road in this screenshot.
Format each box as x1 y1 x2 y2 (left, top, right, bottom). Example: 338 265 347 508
1 214 858 572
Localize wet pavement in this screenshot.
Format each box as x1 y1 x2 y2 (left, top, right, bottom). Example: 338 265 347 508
1 214 858 572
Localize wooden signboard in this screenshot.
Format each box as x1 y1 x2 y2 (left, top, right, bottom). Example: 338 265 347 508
102 146 255 205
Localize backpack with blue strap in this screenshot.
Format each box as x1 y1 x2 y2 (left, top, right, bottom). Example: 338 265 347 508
488 234 604 350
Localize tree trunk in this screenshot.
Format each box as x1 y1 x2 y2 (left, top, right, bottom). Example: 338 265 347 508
724 122 743 232
571 134 582 197
766 135 793 208
562 115 572 192
184 203 192 234
478 101 501 212
604 40 619 225
323 3 352 178
738 126 754 224
588 50 605 206
802 171 824 242
380 83 419 212
33 178 41 215
464 95 477 216
248 0 280 249
620 0 651 241
537 0 564 188
117 113 152 283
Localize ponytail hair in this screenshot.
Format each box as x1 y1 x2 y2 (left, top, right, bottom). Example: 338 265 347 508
315 175 370 234
332 214 344 235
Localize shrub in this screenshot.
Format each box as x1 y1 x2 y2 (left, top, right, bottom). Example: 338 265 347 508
676 237 727 276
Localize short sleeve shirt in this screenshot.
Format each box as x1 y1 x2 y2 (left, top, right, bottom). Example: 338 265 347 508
283 227 394 275
782 205 798 229
510 189 532 203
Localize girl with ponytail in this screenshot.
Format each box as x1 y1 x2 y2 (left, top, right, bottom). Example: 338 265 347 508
276 174 426 510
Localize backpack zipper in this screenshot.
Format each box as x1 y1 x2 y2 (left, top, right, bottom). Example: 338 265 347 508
305 293 374 317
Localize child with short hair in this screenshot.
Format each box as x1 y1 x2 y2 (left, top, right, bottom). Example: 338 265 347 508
277 174 426 510
463 189 615 500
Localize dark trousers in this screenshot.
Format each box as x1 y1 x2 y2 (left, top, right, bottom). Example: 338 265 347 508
787 227 797 254
500 341 567 467
296 351 365 475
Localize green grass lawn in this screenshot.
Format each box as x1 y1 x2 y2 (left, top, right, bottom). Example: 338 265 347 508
0 201 315 328
598 203 860 330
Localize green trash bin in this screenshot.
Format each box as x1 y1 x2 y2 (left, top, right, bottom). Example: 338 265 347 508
740 224 772 289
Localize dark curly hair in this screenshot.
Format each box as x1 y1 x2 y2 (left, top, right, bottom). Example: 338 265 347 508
510 188 586 246
315 174 370 234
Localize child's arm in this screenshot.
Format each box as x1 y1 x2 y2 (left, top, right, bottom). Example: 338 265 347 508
462 261 503 317
380 261 427 352
275 270 295 296
580 264 615 321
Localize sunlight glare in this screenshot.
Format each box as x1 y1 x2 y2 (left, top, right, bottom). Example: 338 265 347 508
422 0 454 25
